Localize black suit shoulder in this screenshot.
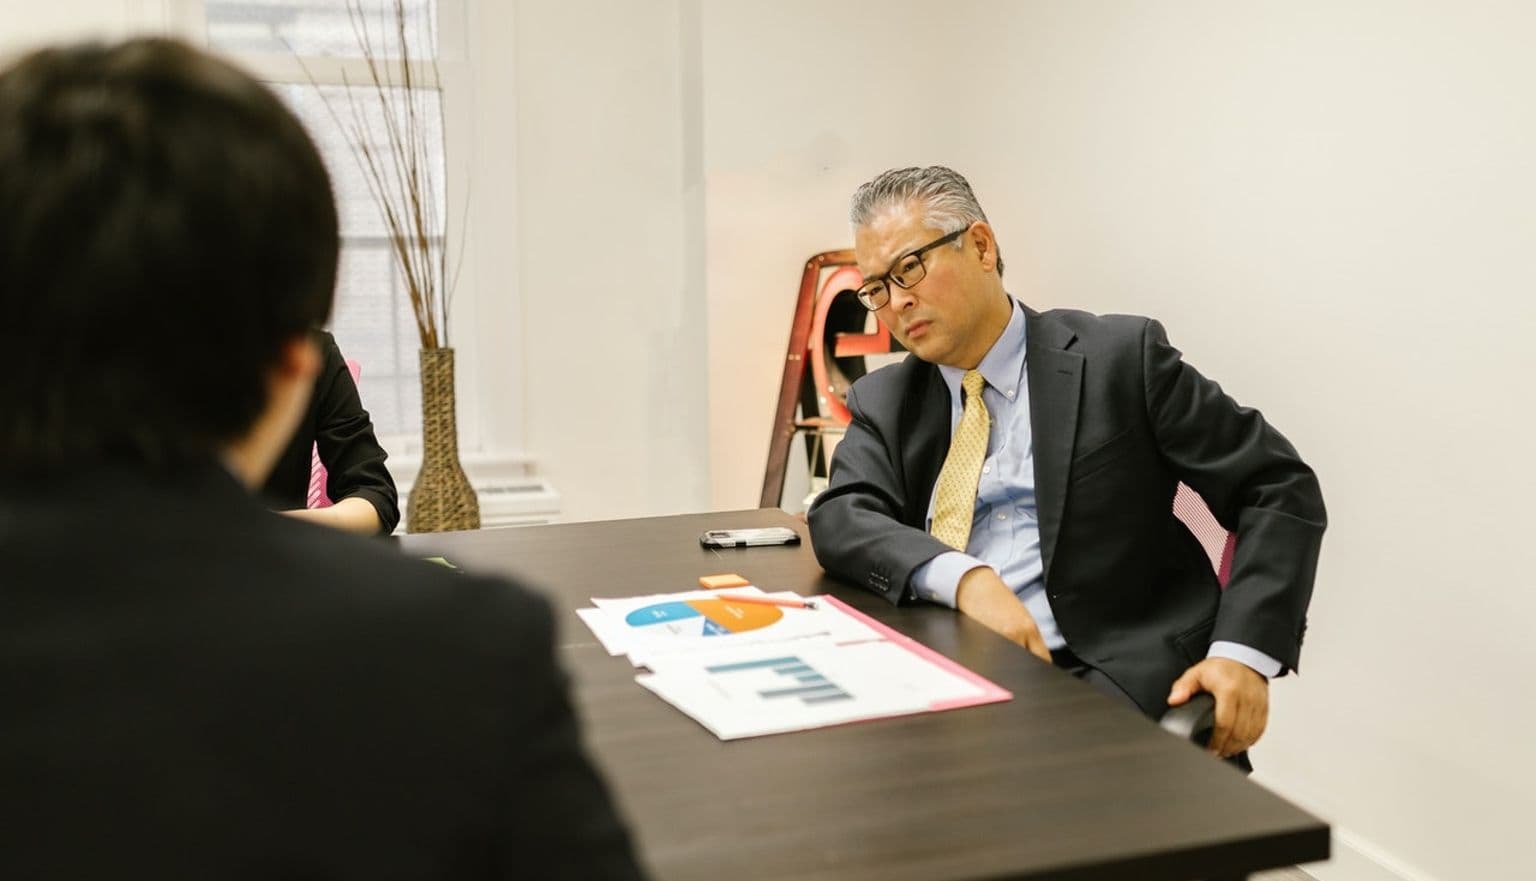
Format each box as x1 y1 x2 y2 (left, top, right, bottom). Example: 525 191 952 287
184 508 650 880
0 467 646 881
1035 308 1158 362
1037 307 1150 335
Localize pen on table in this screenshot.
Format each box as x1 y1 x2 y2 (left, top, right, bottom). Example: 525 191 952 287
715 594 818 610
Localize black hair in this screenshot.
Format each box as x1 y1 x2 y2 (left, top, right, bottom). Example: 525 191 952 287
0 38 338 474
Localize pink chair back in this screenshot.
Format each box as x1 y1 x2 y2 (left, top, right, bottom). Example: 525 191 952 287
305 359 362 509
1171 482 1235 587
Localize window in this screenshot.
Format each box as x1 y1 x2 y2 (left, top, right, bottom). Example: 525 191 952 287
179 0 464 449
205 0 436 57
270 82 445 439
155 1 554 526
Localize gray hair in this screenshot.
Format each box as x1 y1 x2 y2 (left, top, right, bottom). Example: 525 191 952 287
848 165 1003 276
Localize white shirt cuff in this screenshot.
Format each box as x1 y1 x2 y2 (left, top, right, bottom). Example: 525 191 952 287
909 551 987 608
1207 641 1283 679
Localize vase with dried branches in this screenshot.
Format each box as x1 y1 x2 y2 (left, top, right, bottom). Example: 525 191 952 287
304 0 478 533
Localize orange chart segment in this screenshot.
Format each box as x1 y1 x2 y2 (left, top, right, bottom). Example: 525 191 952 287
623 599 784 636
688 599 783 633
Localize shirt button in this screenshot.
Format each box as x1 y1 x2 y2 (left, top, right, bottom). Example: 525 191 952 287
1005 389 1015 398
982 465 991 474
996 512 1007 521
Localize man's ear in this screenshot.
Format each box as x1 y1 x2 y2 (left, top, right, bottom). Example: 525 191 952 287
969 222 999 273
223 331 325 490
274 332 323 385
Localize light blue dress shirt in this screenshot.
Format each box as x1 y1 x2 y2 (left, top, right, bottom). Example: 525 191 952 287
908 299 1281 678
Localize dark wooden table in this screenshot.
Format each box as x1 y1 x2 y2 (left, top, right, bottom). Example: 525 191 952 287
401 509 1327 881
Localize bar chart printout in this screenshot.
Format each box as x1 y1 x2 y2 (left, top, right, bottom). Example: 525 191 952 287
706 655 853 705
636 636 1006 740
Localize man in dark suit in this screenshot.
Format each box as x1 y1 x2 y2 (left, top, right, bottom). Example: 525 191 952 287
0 39 645 879
808 166 1325 762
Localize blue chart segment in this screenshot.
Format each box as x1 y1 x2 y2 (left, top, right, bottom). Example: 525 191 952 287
705 655 852 705
626 602 700 625
623 599 781 636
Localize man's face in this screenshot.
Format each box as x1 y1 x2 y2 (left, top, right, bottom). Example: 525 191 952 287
854 200 998 369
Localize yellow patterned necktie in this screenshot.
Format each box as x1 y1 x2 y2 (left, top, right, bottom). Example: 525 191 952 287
931 369 991 550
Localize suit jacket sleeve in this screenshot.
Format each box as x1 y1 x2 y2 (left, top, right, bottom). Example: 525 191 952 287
313 333 401 533
808 381 955 605
493 591 649 880
1141 319 1326 671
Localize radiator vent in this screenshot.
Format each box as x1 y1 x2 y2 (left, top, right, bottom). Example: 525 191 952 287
394 478 561 531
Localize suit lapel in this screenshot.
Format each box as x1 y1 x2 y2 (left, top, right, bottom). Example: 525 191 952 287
1025 309 1082 581
903 363 952 528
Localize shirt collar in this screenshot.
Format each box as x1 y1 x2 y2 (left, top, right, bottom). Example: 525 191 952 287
937 296 1028 399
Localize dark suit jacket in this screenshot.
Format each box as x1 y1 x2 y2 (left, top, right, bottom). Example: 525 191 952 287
262 329 400 533
808 306 1326 716
0 463 646 880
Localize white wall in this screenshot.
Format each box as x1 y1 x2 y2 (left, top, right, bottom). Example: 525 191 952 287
701 2 1536 879
700 0 980 509
974 7 1536 878
511 0 709 522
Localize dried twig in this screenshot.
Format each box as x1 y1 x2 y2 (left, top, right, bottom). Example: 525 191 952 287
294 0 455 350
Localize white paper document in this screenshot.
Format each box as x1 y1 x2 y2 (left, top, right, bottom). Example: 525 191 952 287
636 637 989 740
573 588 1011 740
577 588 879 666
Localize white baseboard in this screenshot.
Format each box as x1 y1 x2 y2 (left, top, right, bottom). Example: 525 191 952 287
469 479 562 528
1302 828 1440 881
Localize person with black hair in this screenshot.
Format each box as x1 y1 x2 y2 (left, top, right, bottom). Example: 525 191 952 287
0 38 646 880
264 328 401 536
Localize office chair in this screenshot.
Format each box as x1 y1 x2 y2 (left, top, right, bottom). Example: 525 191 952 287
1174 481 1237 587
305 358 363 508
1157 483 1234 740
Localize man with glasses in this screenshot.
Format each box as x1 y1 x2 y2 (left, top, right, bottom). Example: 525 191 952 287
808 166 1325 765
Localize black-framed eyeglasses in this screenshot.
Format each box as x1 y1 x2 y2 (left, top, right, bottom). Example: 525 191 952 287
855 227 968 311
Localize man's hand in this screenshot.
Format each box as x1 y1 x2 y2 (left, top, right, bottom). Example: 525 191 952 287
1167 657 1270 758
955 567 1051 662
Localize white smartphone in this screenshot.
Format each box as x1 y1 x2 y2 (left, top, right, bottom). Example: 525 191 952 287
699 527 801 548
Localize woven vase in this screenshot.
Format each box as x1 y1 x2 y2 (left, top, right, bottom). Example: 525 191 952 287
407 347 480 533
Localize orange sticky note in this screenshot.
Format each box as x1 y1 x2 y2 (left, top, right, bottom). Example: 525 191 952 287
698 573 751 590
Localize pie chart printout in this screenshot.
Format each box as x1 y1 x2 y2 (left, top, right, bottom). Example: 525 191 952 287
624 598 784 637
